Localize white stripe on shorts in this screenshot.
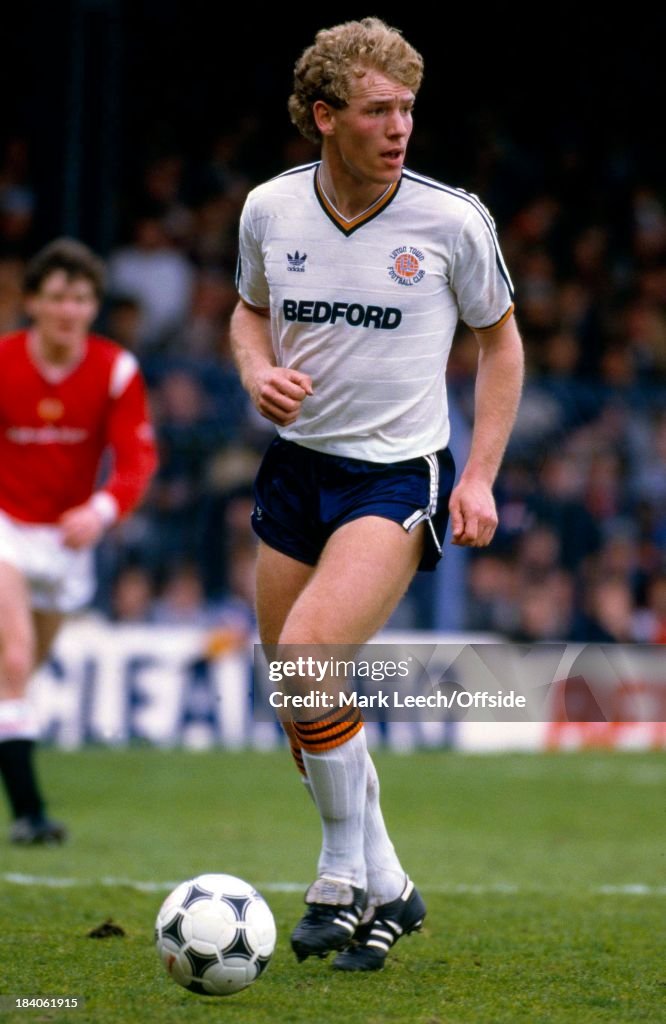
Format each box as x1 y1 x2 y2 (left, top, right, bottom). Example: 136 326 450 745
401 453 442 554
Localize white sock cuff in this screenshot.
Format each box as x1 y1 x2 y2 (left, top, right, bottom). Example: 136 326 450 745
301 727 368 764
0 698 40 741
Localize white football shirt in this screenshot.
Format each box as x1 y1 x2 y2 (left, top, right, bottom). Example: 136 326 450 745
237 162 514 462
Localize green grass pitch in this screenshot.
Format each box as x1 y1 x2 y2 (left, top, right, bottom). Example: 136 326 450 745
0 747 664 1023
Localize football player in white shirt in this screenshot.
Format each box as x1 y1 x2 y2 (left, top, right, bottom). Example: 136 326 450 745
231 17 524 971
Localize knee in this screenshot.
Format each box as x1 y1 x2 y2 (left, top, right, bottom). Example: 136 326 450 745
278 600 339 648
278 624 326 647
0 638 35 695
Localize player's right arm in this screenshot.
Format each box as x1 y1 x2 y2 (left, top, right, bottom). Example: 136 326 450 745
230 302 312 427
233 190 313 427
59 355 158 549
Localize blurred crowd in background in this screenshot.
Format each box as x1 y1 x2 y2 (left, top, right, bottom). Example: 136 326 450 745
0 113 665 643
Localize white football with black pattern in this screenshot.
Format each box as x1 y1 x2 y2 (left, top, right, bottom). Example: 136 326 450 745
155 873 276 996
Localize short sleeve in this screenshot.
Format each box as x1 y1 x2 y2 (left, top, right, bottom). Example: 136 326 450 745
235 196 270 309
450 200 515 332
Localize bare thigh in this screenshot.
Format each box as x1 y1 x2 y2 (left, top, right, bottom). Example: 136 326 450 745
255 541 315 644
0 561 35 697
279 515 424 646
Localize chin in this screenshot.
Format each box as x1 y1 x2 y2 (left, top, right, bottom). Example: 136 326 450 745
378 163 403 181
367 169 398 186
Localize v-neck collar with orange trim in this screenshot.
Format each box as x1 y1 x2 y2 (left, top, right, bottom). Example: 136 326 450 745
313 166 402 237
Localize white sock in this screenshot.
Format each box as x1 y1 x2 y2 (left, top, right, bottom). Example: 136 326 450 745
301 729 368 889
0 698 39 742
363 753 405 908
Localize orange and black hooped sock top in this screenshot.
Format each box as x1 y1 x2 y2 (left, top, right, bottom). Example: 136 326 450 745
281 720 307 776
292 705 364 754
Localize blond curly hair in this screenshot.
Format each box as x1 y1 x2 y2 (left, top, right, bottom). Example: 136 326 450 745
288 18 424 144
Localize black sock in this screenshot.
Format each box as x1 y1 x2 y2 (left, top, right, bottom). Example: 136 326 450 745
0 739 45 820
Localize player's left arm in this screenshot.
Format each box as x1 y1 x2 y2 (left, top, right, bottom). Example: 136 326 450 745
60 363 158 550
449 313 524 547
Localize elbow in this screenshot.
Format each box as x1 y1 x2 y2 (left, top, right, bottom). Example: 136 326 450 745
236 298 270 319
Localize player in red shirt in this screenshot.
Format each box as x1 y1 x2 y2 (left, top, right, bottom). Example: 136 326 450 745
0 238 158 844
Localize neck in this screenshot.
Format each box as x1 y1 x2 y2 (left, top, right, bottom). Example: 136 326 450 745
318 151 396 221
29 329 86 369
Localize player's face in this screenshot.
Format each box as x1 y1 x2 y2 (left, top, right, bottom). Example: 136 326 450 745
323 69 415 186
27 270 99 349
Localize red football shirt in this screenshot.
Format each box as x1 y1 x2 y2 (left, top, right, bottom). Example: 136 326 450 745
0 331 158 524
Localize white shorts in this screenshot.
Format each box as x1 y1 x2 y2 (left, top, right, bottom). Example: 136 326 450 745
0 508 95 613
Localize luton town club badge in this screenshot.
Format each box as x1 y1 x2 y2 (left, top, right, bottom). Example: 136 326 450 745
387 245 425 286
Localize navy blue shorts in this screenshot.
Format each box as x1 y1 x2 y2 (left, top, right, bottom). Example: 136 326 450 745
251 437 456 572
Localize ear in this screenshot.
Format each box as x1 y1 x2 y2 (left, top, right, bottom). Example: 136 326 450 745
24 294 38 320
313 100 337 138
